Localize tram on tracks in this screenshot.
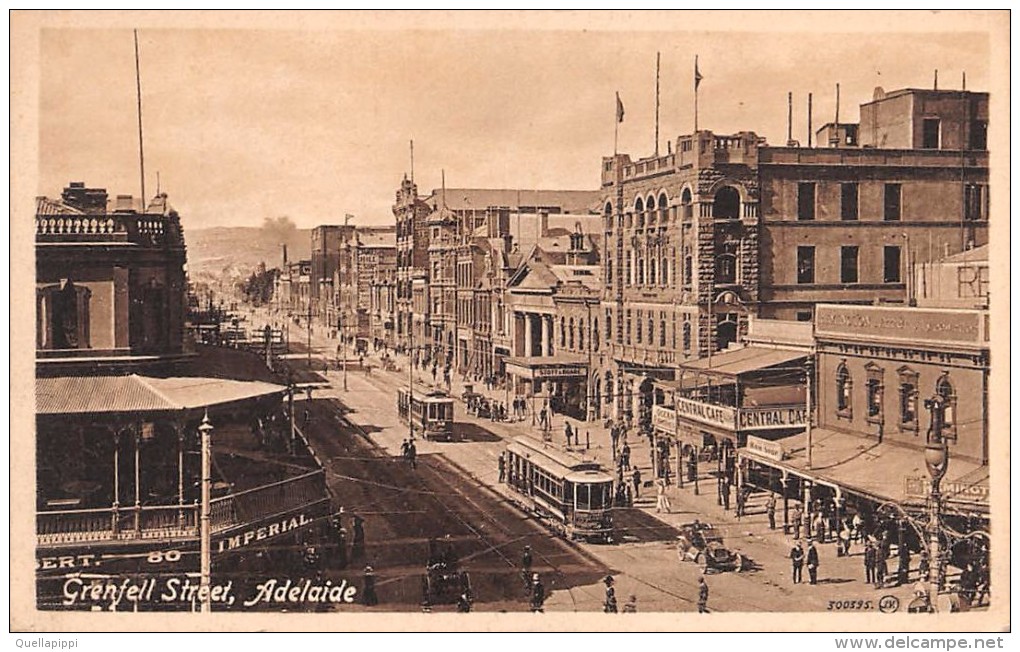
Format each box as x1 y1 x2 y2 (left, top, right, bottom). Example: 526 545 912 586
504 436 615 543
397 386 455 441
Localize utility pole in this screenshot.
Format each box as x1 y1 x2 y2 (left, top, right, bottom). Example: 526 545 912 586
198 413 214 613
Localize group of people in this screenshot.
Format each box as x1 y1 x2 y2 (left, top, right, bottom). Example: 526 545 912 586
400 439 418 470
789 539 822 585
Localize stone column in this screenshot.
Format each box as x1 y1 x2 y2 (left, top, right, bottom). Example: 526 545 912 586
541 315 551 357
524 313 533 357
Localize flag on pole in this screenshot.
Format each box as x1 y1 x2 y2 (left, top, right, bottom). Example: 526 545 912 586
616 92 625 123
695 57 703 90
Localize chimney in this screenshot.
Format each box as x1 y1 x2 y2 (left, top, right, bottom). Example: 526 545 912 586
282 243 288 266
114 194 136 212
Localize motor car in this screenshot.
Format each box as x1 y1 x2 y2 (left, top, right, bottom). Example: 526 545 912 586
676 520 751 573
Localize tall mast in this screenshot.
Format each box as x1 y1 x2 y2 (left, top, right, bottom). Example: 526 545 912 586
134 29 146 207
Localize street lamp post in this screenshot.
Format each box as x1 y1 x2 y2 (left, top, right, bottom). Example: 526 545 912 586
197 413 214 613
923 395 950 613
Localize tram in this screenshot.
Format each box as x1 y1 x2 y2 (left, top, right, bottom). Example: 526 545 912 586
504 436 614 542
397 386 455 441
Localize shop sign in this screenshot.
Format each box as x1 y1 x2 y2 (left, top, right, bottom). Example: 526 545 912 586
651 405 676 435
675 397 736 430
904 476 989 505
738 406 808 431
816 305 983 345
215 513 314 553
535 365 585 379
745 435 785 462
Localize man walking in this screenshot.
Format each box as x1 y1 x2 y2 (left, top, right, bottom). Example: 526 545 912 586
603 575 618 613
806 540 820 585
790 541 805 584
407 439 418 470
766 494 777 530
529 574 546 613
631 467 642 499
864 540 876 584
498 452 506 483
565 422 573 447
791 504 803 540
362 565 379 606
697 576 709 613
621 443 631 471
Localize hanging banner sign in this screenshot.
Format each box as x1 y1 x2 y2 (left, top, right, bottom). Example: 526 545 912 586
737 406 808 431
744 435 785 461
675 397 736 430
652 405 676 434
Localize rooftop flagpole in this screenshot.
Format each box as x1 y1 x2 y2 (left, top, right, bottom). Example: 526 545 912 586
694 55 703 134
655 52 661 157
134 30 146 207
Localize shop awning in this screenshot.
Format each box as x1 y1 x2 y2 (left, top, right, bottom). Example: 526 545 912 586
505 354 588 380
680 346 807 380
738 428 989 513
36 374 287 416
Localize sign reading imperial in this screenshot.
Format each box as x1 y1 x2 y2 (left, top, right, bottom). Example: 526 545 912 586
675 397 736 430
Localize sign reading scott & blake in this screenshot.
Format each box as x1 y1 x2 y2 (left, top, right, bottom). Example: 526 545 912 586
535 365 586 379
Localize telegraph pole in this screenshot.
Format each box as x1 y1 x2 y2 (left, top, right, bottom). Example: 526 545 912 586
198 413 214 613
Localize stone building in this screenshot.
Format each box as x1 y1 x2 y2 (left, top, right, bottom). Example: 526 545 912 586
393 176 432 354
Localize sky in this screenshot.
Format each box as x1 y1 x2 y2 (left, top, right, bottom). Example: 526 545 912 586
35 14 995 231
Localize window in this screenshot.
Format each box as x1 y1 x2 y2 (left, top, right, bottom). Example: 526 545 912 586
898 367 919 433
884 184 901 221
649 258 657 286
681 188 693 220
865 364 884 424
683 252 693 286
37 280 92 350
605 309 613 343
578 318 585 351
965 185 984 221
659 316 667 347
797 183 816 221
935 374 958 442
593 317 600 351
841 183 859 221
682 321 691 352
797 246 816 284
560 317 566 348
606 258 613 286
569 318 575 350
883 246 902 283
635 310 643 343
836 362 853 418
647 316 654 347
970 121 988 150
717 252 737 284
713 187 741 219
796 310 812 322
840 246 859 284
625 310 632 345
625 256 632 285
659 194 669 223
661 256 669 285
922 118 941 149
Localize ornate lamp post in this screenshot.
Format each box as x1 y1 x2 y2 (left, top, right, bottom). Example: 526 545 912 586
923 394 949 612
197 413 214 613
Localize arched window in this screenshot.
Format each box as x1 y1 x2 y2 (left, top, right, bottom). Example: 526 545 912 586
578 318 585 350
683 251 693 286
625 211 633 229
713 186 741 219
659 316 666 347
635 310 643 343
637 257 644 285
560 317 567 348
682 322 691 352
661 256 669 285
604 201 613 230
605 309 613 343
593 317 600 352
898 366 919 433
635 198 645 228
646 195 657 225
865 363 884 424
681 188 693 220
716 252 737 284
836 362 853 418
658 193 669 223
649 258 657 286
569 317 575 350
935 374 958 441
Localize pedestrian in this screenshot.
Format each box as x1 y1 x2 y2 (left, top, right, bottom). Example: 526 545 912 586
529 574 546 613
362 565 379 606
456 591 472 613
839 520 852 557
735 486 746 518
498 452 506 483
790 541 805 584
766 494 777 530
917 549 930 581
897 545 911 587
632 467 642 498
697 576 709 613
610 427 619 461
624 483 633 507
407 440 418 470
622 595 638 613
522 545 533 573
352 514 366 560
807 540 820 585
813 512 826 544
791 504 803 540
603 576 618 613
400 439 410 460
565 422 573 447
864 540 876 584
303 543 322 579
621 443 631 470
852 512 864 542
721 480 731 511
875 548 888 588
656 478 672 514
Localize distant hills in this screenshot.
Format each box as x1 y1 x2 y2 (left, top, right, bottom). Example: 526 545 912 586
185 225 311 287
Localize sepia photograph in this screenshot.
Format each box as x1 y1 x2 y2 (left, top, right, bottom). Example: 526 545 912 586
9 9 1010 635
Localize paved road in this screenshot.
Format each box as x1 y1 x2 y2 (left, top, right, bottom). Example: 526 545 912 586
298 397 612 612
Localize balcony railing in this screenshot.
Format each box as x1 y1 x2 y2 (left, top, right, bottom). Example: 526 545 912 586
37 470 328 547
35 213 183 248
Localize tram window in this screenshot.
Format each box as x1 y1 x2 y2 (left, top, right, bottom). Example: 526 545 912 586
576 484 590 509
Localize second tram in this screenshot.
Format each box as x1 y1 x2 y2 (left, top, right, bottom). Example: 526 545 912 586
504 436 614 542
397 387 456 441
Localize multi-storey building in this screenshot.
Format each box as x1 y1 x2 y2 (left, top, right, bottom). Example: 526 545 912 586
334 225 396 346
34 182 329 609
310 224 354 325
393 176 432 354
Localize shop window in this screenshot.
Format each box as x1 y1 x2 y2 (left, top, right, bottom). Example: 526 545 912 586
865 363 884 424
797 182 816 221
898 367 919 433
935 374 958 442
841 183 859 221
884 184 901 221
884 246 902 283
922 118 940 149
797 246 815 284
836 362 853 419
840 246 859 284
